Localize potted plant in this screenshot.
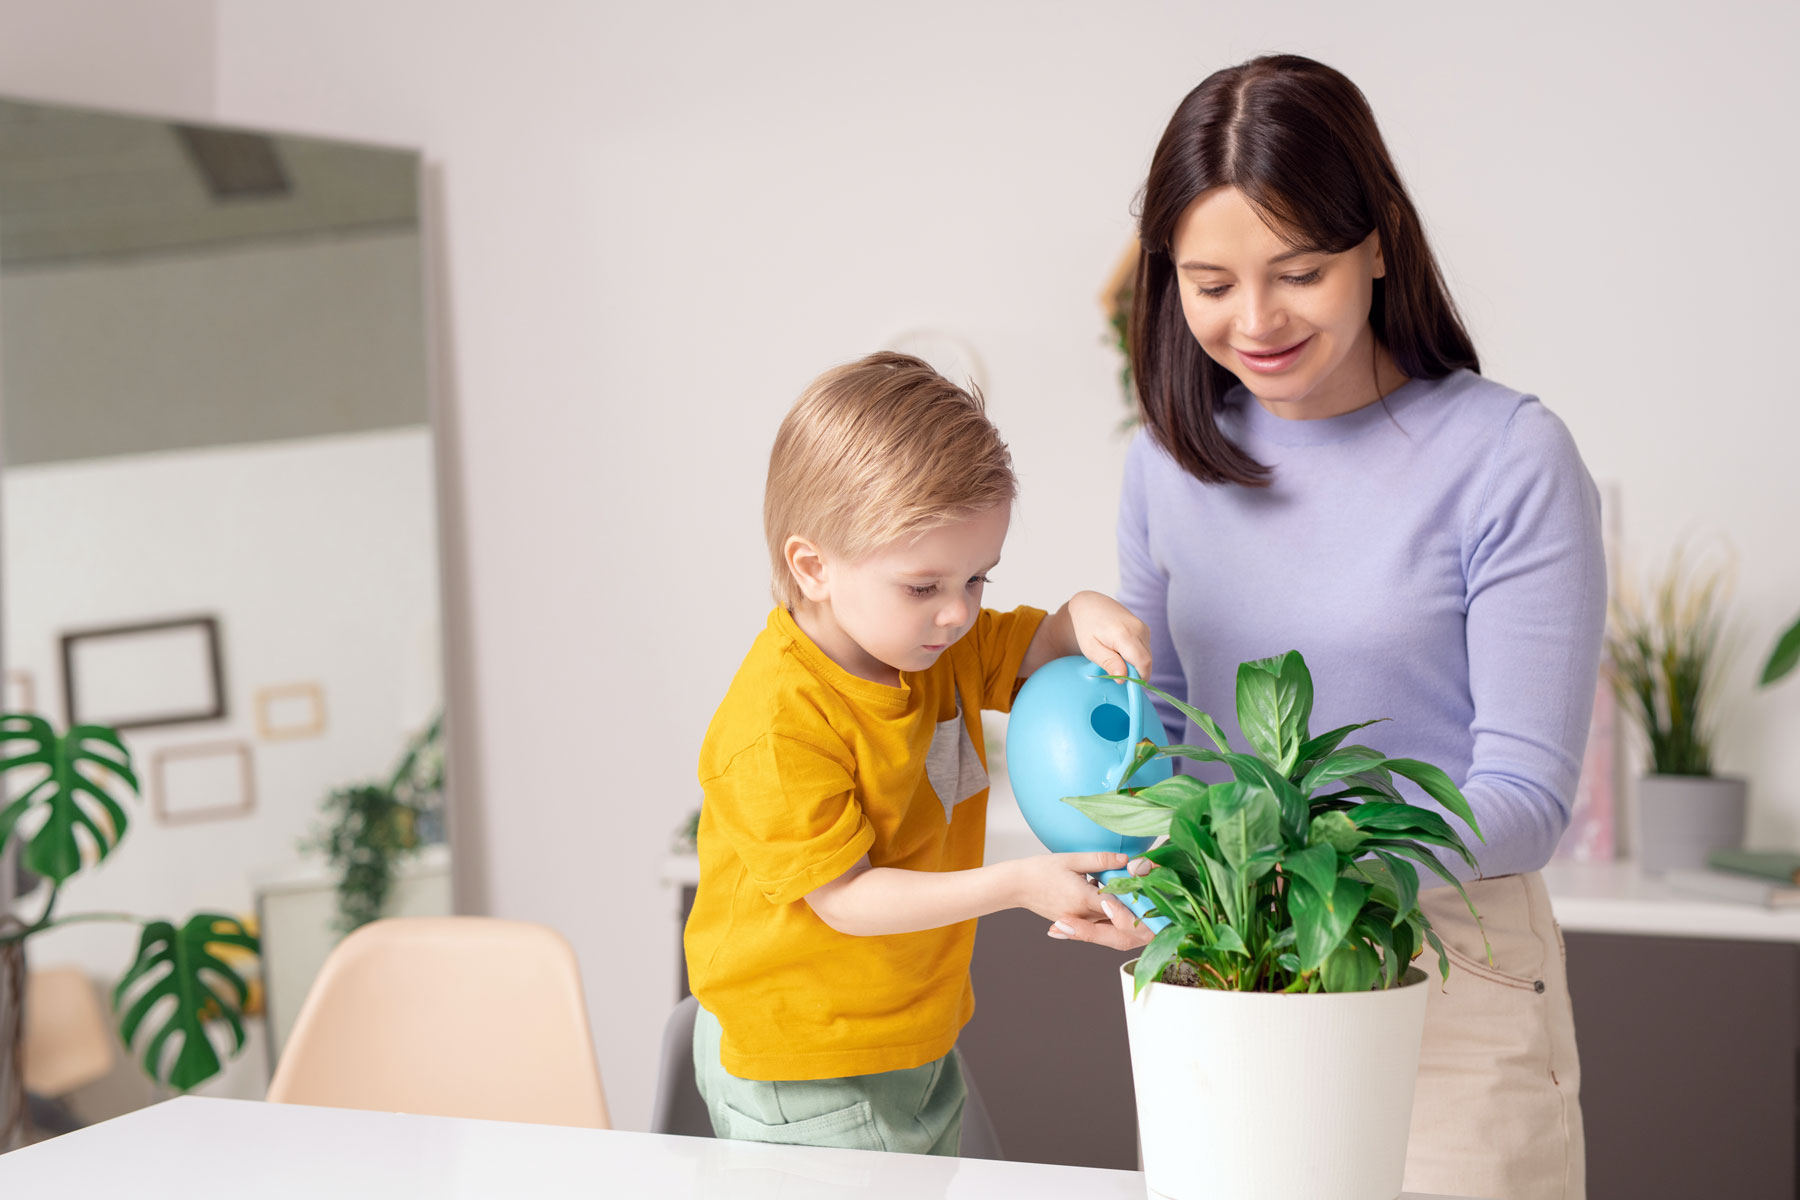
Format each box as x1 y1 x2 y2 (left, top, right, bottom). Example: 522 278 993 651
1603 548 1743 871
309 712 445 934
0 713 259 1150
1061 651 1485 1200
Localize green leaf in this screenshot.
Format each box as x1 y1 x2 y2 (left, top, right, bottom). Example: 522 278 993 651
1382 758 1485 843
0 714 139 885
1131 923 1187 997
1133 774 1210 810
1211 924 1250 958
1117 738 1163 788
1762 613 1800 686
1372 850 1420 923
1291 875 1369 971
1112 676 1233 753
1060 792 1174 837
1423 924 1450 984
1349 803 1479 870
1293 720 1388 776
1234 652 1314 775
1308 810 1368 855
1283 842 1340 902
114 913 260 1090
1322 938 1380 993
1299 744 1388 796
1208 782 1281 871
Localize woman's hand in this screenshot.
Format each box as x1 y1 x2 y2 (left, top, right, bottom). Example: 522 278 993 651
1044 856 1158 950
1067 590 1152 680
1006 851 1127 925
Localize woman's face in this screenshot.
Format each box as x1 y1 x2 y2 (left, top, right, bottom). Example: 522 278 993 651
1170 185 1390 419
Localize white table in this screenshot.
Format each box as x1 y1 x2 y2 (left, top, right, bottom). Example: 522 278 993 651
0 1096 1473 1198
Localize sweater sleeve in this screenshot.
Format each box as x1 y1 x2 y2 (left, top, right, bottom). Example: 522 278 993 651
1444 399 1607 884
1117 432 1190 743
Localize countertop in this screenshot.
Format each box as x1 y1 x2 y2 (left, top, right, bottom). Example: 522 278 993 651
663 778 1800 944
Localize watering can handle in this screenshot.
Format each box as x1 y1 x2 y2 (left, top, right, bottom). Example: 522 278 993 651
1096 867 1172 935
1099 662 1147 792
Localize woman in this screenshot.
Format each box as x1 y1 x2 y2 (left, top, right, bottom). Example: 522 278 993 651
1064 55 1603 1200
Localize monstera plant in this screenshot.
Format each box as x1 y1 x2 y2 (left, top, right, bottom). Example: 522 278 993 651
0 712 258 1140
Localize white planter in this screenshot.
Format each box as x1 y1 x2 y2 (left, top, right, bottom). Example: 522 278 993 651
1121 961 1430 1200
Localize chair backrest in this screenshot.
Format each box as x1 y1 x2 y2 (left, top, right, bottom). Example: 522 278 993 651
266 916 609 1128
649 993 711 1137
23 967 112 1096
653 993 1005 1159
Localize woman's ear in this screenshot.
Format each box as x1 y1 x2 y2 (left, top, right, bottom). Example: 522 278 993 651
784 535 831 603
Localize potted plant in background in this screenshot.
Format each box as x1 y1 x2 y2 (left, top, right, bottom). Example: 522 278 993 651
309 712 445 934
1062 650 1485 1200
0 712 259 1150
1604 547 1744 871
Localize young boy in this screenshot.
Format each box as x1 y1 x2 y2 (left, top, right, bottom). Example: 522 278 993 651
683 351 1151 1156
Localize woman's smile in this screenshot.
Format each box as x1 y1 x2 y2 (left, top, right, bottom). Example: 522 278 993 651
1235 335 1312 374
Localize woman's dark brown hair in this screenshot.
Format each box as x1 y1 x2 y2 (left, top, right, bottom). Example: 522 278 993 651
1131 54 1478 486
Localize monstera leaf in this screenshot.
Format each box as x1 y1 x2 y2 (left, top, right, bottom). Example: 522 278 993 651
114 913 260 1090
0 713 138 884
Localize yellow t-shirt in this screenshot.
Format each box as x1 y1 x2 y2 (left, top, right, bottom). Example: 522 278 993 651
684 604 1046 1080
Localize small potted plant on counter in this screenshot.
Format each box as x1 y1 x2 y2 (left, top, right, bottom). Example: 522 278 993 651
1604 547 1744 871
1062 650 1485 1200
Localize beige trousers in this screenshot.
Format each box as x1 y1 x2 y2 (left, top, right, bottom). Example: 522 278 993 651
1402 871 1585 1200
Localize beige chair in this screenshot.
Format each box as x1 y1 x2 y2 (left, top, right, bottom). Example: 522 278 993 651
23 967 114 1100
266 916 609 1128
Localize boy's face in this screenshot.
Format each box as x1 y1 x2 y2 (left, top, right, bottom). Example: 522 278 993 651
791 503 1010 684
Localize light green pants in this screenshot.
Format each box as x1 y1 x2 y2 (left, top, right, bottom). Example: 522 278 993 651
692 1005 965 1156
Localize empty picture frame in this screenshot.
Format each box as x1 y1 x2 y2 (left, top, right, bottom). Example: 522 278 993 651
60 615 226 731
4 668 34 714
151 739 255 826
254 681 327 741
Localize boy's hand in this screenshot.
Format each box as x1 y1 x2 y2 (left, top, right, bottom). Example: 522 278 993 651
1067 590 1152 680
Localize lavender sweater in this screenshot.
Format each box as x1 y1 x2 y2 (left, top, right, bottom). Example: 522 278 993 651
1117 369 1605 885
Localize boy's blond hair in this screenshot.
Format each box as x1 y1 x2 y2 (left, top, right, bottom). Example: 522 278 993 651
765 352 1016 608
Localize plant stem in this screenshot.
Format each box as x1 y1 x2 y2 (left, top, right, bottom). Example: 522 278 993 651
0 906 138 945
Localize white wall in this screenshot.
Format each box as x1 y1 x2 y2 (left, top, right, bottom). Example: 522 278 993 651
3 0 1797 1132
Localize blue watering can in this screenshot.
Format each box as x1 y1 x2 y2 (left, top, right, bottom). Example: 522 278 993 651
1005 656 1172 934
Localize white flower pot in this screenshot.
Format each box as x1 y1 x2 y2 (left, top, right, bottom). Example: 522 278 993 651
1121 961 1430 1200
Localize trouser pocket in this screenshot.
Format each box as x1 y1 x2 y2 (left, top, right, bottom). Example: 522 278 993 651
719 1096 886 1151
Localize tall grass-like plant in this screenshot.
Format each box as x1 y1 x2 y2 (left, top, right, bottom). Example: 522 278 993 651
1605 548 1732 776
1062 651 1486 996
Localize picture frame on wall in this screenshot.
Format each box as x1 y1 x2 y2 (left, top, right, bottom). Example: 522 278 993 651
3 668 34 715
60 614 227 731
150 739 256 826
254 681 328 741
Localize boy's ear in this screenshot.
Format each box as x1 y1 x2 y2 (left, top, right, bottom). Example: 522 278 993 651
784 535 831 603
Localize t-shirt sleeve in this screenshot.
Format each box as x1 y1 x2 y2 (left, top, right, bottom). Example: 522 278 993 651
1450 398 1607 882
971 604 1048 712
702 733 876 907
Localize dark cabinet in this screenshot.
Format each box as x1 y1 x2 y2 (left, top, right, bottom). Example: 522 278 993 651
1563 931 1799 1199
